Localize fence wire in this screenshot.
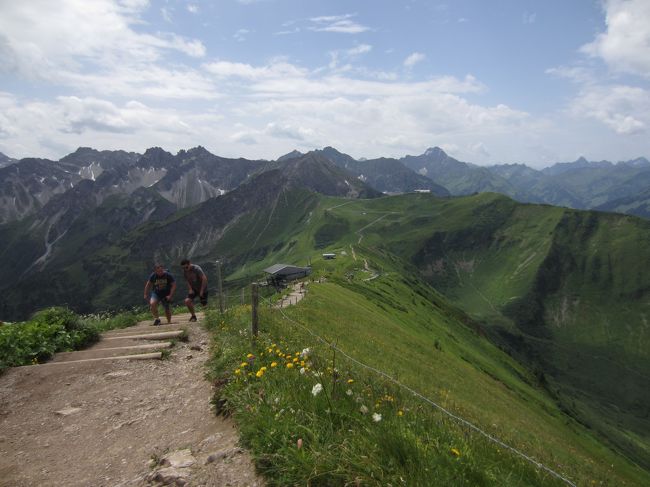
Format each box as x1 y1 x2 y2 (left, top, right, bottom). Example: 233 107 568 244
264 292 577 487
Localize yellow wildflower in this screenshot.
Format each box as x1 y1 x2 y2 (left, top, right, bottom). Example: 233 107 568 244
240 362 248 367
397 410 404 416
261 367 267 372
286 363 294 369
234 369 241 375
347 379 354 384
246 353 254 358
256 370 264 378
271 362 278 367
292 357 299 363
450 448 461 457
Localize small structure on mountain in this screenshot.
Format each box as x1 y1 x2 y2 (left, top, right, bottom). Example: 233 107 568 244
263 264 312 290
322 253 336 260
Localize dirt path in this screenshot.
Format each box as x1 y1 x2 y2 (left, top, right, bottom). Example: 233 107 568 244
0 313 263 487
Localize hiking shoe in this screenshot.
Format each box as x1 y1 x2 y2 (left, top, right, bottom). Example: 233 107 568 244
153 318 161 326
189 315 197 322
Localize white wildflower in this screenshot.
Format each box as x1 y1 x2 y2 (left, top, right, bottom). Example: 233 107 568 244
301 347 311 358
360 405 368 414
311 383 323 396
372 413 382 422
300 368 306 375
346 389 353 396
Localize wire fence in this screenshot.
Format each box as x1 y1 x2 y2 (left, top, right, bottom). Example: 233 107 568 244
213 281 578 487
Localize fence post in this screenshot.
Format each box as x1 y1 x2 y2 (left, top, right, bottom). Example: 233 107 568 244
251 283 259 338
216 260 224 314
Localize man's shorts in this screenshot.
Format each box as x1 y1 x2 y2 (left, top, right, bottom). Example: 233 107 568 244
151 291 172 309
188 290 209 306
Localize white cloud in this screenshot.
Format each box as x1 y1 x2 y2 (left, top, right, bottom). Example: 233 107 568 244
347 44 372 57
581 0 650 78
203 60 308 80
546 65 596 85
234 29 250 42
309 14 370 34
404 52 426 68
161 7 173 23
0 0 208 94
187 4 198 14
264 122 316 141
569 84 649 134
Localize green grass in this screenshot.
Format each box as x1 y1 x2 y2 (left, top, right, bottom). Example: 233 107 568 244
206 305 570 486
207 265 649 486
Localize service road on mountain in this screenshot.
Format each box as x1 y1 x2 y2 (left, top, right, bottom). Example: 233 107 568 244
0 313 262 487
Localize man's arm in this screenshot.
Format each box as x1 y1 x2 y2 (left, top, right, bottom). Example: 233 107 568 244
168 281 177 301
144 280 151 300
200 274 208 295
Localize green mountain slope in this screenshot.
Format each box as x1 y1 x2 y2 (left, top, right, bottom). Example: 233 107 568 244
254 259 649 485
303 193 650 471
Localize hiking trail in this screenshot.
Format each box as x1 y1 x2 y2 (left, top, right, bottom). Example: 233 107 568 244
0 312 263 487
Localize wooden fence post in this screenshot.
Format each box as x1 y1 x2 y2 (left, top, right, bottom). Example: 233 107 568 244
251 283 259 338
216 260 224 314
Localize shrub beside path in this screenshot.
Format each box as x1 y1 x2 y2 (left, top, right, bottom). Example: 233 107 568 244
0 312 263 486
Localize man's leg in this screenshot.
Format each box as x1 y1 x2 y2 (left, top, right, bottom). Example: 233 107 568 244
165 305 172 324
185 296 196 316
149 298 159 319
150 296 162 325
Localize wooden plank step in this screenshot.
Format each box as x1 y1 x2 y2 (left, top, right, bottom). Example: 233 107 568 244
103 331 184 341
22 352 163 367
102 324 185 336
50 343 172 362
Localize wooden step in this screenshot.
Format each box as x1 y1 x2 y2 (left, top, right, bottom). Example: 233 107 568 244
50 342 172 362
23 352 163 367
103 330 185 341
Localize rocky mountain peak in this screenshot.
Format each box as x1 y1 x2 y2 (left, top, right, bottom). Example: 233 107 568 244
277 150 304 162
140 147 175 167
423 147 448 159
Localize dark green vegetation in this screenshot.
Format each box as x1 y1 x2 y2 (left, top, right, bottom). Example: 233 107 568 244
0 307 140 371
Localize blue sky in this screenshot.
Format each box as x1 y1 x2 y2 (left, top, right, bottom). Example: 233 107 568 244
0 0 649 167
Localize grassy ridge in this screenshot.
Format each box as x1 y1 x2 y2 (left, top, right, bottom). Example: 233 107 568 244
207 258 649 485
299 193 650 470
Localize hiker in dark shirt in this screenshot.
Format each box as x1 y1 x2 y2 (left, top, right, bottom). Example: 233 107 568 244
180 258 208 322
144 263 176 326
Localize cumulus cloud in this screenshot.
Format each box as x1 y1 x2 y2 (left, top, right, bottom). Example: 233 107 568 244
581 0 650 78
0 0 208 95
264 122 315 141
404 52 426 68
569 84 649 134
